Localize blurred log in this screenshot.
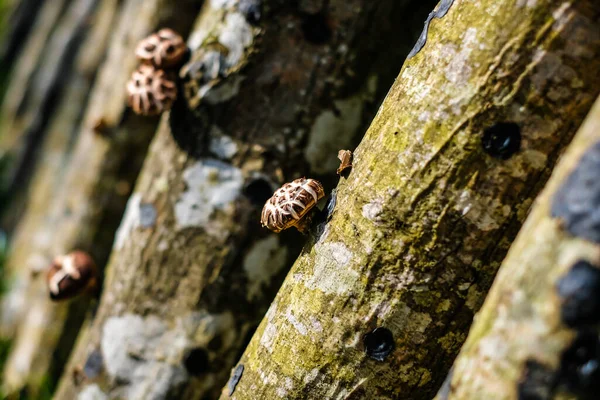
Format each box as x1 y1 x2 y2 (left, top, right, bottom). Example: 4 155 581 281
220 0 600 399
0 0 77 221
437 95 600 400
53 0 441 399
0 0 203 396
0 0 47 74
0 0 115 340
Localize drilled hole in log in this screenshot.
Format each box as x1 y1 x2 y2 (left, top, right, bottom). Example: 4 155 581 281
244 178 274 206
183 347 210 376
301 12 332 45
481 122 521 159
557 332 600 397
556 260 600 328
363 327 395 361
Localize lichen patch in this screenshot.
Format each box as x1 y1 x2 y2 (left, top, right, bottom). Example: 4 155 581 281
101 314 189 399
305 242 359 295
174 159 243 229
114 193 142 250
243 236 288 300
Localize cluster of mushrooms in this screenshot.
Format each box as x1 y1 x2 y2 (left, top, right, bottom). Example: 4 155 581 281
45 22 351 298
126 28 188 116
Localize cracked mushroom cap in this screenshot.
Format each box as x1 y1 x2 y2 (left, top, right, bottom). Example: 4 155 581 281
126 64 177 116
261 178 325 233
135 28 187 69
46 251 97 301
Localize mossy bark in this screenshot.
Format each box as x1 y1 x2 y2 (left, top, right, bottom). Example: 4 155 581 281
53 0 441 399
436 96 600 400
0 0 203 396
219 1 600 399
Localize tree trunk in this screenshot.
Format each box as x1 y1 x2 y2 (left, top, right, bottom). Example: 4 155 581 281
436 95 600 400
0 0 203 396
219 1 600 399
53 0 440 399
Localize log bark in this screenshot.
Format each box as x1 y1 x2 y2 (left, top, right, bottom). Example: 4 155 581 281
0 0 203 396
53 0 440 399
436 95 600 400
218 1 600 399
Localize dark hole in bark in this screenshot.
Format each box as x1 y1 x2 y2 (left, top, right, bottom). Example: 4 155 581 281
481 122 521 159
244 178 274 206
556 260 600 328
517 359 556 400
183 347 210 376
239 0 261 24
557 331 600 397
301 12 332 45
363 327 395 361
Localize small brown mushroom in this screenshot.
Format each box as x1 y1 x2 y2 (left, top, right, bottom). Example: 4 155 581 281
46 251 97 301
337 149 353 175
135 28 187 69
126 64 177 116
261 178 325 233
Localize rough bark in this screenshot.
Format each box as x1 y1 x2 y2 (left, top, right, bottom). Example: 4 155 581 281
220 1 600 399
436 96 600 400
0 0 203 396
53 0 440 399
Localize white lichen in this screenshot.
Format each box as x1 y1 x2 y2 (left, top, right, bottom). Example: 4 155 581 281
219 12 253 66
114 193 142 250
78 384 108 400
243 236 288 300
174 159 243 229
284 307 308 336
305 242 359 295
362 198 384 222
101 314 190 400
209 127 239 159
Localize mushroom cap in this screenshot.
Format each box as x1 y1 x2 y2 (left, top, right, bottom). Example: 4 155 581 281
261 178 325 232
126 64 177 116
46 251 97 301
135 28 187 69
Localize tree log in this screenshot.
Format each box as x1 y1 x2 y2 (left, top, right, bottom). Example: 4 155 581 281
0 0 203 396
437 95 600 400
219 1 600 399
53 0 441 399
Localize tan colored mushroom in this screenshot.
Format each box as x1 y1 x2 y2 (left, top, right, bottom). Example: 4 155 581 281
126 64 177 116
261 178 325 233
46 251 97 301
337 149 353 175
135 28 187 69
